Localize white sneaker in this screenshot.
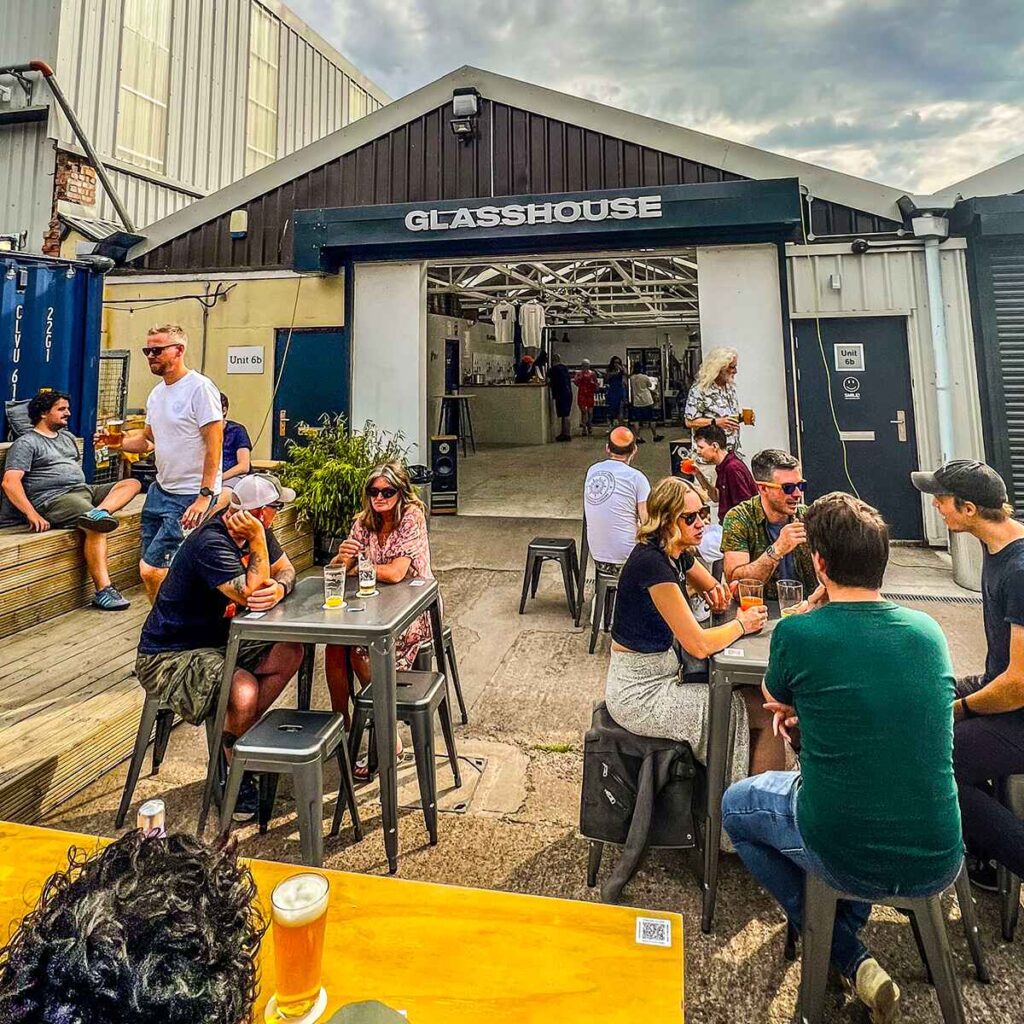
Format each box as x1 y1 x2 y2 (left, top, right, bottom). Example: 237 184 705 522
855 957 901 1024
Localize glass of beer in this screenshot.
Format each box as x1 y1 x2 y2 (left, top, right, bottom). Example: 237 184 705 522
778 579 804 617
737 579 765 610
741 408 755 425
270 872 330 1020
357 552 377 596
105 419 124 447
322 566 346 610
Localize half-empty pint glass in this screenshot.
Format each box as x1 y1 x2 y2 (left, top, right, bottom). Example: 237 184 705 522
737 579 764 610
322 566 346 609
777 579 804 617
271 872 330 1019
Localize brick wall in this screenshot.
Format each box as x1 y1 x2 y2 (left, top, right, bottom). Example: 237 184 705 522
42 152 98 256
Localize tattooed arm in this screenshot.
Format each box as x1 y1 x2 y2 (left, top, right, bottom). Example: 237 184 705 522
245 553 296 611
216 510 271 607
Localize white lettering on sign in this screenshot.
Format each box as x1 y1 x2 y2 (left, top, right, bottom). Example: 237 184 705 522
227 345 265 375
45 305 54 363
404 195 663 232
10 304 24 399
834 343 865 372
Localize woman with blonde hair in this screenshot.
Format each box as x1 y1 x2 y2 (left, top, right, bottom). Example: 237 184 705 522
683 347 741 450
605 476 785 780
325 463 434 753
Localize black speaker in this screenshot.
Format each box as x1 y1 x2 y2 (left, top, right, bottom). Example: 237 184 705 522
430 435 458 514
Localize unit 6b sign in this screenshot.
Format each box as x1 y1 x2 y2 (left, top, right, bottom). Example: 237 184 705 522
834 343 864 372
227 346 264 374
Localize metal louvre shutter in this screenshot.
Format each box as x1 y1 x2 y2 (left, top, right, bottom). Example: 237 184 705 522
990 240 1024 510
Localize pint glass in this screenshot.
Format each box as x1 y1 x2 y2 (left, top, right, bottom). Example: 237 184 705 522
270 872 330 1019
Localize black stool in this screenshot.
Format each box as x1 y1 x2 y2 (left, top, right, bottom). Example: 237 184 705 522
799 862 988 1024
345 671 461 845
519 537 578 616
437 394 476 456
219 709 362 867
998 774 1024 941
415 625 468 724
589 568 619 654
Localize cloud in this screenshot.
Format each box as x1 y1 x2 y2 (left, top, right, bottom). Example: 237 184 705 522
288 0 1024 191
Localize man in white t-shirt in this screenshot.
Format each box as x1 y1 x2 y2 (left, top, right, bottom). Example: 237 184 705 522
629 371 664 444
120 325 224 601
583 427 650 572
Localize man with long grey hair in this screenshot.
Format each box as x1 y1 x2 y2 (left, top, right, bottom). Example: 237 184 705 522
683 346 741 451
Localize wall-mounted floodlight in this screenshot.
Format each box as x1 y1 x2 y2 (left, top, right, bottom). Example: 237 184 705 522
450 87 480 142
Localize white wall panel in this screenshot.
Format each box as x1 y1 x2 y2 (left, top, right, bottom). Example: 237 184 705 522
0 123 56 247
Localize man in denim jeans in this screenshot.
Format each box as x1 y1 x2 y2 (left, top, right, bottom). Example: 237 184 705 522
722 493 962 1024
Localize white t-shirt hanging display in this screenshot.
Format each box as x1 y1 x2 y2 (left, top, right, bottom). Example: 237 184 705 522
519 299 546 351
491 300 517 346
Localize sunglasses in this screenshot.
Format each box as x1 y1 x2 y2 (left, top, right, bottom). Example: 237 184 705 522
367 486 398 499
762 480 807 496
680 505 712 526
267 501 285 511
141 344 181 357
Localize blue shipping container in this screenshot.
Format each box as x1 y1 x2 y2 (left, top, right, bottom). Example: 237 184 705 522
1 253 105 477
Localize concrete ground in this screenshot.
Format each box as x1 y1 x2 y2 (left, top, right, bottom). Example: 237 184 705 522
44 508 1019 1023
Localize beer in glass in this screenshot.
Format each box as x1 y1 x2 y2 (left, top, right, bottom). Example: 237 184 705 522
270 872 330 1019
322 566 346 609
777 579 804 617
737 579 765 610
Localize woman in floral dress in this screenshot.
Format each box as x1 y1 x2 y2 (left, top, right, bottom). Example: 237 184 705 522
325 463 435 745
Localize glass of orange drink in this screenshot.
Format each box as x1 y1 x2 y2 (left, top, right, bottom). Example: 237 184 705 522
737 579 764 610
269 872 330 1021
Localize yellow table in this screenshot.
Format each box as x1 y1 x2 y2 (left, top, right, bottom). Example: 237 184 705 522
0 823 684 1022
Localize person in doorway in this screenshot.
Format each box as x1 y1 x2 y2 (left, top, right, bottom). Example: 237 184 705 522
912 461 1024 888
629 368 664 444
135 473 303 821
584 427 650 573
604 476 781 782
684 347 742 451
549 352 573 442
325 463 435 774
574 359 598 436
722 449 822 602
605 355 627 426
514 353 536 384
723 493 963 1023
119 325 225 602
220 393 252 489
692 423 758 523
0 389 142 610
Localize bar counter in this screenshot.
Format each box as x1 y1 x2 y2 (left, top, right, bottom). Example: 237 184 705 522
458 384 552 445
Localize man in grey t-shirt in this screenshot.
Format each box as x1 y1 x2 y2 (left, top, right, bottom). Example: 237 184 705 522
1 390 141 609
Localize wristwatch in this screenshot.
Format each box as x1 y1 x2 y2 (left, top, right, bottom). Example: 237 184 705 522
766 543 781 562
199 486 214 498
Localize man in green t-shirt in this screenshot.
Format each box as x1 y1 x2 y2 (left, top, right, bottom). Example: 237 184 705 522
723 492 962 1024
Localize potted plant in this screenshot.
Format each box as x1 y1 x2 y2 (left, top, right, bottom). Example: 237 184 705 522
278 415 410 563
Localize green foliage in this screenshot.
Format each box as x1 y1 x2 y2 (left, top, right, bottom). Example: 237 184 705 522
277 415 410 539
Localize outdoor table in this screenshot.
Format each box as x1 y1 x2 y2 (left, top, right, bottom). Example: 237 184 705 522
701 603 778 933
197 573 445 875
0 821 685 1023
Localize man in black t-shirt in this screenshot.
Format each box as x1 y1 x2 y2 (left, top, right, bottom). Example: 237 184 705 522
135 473 305 819
913 460 1024 887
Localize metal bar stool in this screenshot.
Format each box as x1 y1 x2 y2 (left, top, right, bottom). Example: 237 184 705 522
589 568 619 654
799 861 989 1024
575 514 590 627
344 670 461 845
519 537 578 616
997 774 1024 942
219 709 362 867
437 395 476 456
414 625 468 724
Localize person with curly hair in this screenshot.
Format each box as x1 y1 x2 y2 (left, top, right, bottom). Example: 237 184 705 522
0 830 266 1024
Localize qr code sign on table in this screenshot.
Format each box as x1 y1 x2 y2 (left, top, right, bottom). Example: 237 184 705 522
635 916 672 947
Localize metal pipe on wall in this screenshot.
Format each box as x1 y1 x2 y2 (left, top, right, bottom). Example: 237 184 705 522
923 236 955 463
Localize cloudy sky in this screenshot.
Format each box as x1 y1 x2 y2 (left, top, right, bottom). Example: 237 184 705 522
288 0 1023 192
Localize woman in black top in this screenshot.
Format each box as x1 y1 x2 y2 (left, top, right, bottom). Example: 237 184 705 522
605 476 783 780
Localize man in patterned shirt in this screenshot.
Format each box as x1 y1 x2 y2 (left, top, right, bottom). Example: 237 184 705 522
722 449 820 601
683 347 742 451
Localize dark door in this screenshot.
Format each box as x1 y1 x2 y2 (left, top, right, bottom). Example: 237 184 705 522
794 316 922 539
444 338 460 391
273 327 350 460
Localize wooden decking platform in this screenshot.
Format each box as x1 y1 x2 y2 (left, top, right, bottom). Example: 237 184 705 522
0 505 313 823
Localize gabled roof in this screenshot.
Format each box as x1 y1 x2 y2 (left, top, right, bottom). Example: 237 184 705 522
129 65 910 263
945 153 1024 199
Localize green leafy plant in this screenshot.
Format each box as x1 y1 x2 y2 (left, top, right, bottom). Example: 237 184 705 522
278 415 410 541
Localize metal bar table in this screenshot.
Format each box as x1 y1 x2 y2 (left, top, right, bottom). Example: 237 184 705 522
701 607 778 933
197 573 445 875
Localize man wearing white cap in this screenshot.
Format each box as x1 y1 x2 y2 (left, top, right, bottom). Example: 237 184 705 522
135 473 304 820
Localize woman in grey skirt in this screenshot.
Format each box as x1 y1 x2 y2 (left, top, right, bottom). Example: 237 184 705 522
604 476 784 785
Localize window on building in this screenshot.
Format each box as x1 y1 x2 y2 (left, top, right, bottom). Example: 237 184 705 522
348 82 367 122
246 3 280 173
115 0 173 172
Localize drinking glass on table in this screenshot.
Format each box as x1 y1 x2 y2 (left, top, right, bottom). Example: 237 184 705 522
737 579 764 610
357 551 377 596
269 872 330 1020
322 565 346 610
778 579 804 617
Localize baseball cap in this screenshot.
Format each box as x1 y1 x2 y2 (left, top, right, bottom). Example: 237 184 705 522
911 460 1008 508
229 473 296 511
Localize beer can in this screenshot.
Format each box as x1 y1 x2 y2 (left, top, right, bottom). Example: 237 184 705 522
137 798 167 837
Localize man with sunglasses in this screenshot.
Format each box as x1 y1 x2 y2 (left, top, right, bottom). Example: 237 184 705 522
721 449 820 601
120 325 224 601
135 473 303 820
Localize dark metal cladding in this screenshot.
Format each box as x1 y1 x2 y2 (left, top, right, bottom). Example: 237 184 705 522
134 99 901 273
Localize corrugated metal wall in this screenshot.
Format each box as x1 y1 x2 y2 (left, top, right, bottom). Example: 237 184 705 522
787 243 985 545
0 123 57 244
137 98 898 272
95 166 197 228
